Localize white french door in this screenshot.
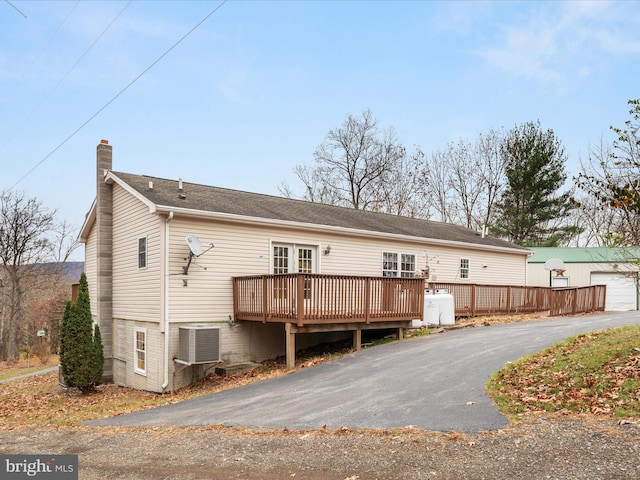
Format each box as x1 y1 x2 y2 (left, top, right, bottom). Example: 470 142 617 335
272 243 317 303
272 243 317 274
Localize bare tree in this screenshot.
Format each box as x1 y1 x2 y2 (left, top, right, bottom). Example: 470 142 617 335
475 129 505 230
375 147 429 218
447 139 487 229
571 141 622 246
0 191 56 363
288 109 410 212
282 164 344 206
421 149 452 223
51 219 80 262
421 129 505 230
569 195 618 247
575 101 640 246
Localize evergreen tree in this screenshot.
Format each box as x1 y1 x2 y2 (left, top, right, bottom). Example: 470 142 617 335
59 301 73 383
91 325 104 387
491 121 580 246
59 273 103 393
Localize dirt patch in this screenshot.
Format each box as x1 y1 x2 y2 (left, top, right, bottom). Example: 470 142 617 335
1 416 638 479
464 311 551 326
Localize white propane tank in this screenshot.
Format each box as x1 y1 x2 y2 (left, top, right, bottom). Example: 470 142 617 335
434 289 455 325
423 289 440 325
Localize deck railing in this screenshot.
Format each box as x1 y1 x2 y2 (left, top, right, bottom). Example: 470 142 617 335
233 274 425 326
233 276 606 326
549 285 607 316
426 282 606 317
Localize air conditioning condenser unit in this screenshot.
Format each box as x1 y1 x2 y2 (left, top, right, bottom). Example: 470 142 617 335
178 326 221 365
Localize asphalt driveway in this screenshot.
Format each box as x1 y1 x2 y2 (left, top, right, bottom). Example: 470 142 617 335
87 311 640 432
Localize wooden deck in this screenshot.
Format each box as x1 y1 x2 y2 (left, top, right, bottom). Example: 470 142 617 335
232 275 606 368
426 282 607 317
233 273 425 325
233 274 425 368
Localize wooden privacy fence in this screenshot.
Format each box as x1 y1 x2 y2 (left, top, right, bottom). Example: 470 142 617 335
427 282 606 317
233 273 425 326
549 285 607 316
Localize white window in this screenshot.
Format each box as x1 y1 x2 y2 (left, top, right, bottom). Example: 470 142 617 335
383 252 398 277
401 254 416 278
134 328 147 375
138 237 147 269
459 258 470 279
383 252 416 277
298 247 313 274
273 245 289 274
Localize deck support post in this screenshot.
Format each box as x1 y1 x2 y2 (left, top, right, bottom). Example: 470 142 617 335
285 323 295 370
397 327 404 340
353 328 361 351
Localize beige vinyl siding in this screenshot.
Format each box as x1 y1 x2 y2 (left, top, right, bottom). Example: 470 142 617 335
84 225 98 318
528 261 640 287
163 215 528 364
166 218 274 363
311 234 527 285
111 184 162 323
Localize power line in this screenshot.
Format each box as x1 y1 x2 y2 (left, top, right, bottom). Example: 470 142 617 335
1 1 132 154
4 0 27 18
9 0 229 191
6 1 80 100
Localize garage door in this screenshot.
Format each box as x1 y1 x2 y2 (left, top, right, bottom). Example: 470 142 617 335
590 272 638 311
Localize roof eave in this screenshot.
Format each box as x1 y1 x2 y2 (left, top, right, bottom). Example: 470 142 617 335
153 204 530 256
78 199 96 243
107 171 158 213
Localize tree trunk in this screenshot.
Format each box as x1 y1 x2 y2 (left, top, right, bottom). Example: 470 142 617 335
5 268 24 364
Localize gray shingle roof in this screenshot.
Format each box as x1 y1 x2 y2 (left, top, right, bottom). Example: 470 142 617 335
113 171 529 253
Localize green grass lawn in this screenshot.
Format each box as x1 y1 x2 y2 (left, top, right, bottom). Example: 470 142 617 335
487 325 640 418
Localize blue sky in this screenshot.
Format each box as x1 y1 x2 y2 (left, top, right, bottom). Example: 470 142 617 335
1 0 639 260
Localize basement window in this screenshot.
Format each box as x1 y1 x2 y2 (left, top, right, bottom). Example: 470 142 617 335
134 328 146 375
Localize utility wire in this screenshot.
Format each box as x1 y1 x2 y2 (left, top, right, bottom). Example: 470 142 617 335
9 0 229 191
6 1 80 99
1 1 132 154
4 0 27 18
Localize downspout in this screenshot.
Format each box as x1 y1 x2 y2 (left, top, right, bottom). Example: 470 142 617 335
162 211 174 390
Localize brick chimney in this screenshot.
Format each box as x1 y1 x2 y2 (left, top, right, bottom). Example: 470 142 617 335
96 139 113 382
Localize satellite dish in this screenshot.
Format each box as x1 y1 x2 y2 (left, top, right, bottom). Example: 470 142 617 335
183 235 214 279
186 234 202 257
544 258 566 271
